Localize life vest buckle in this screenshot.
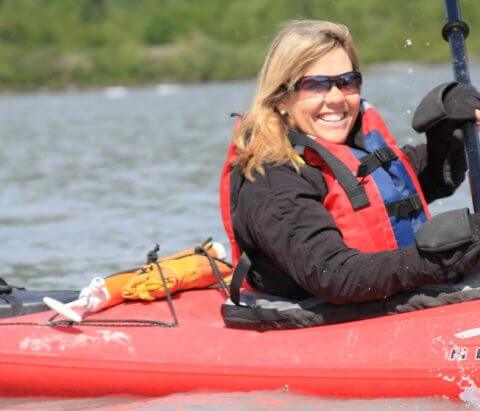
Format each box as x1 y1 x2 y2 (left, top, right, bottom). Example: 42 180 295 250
375 147 396 163
386 194 423 218
357 147 397 178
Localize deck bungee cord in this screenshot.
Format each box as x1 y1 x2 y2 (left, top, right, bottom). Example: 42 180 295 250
0 239 232 327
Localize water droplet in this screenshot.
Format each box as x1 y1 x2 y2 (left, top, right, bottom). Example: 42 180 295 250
407 68 414 74
404 38 413 48
406 109 412 115
426 42 431 47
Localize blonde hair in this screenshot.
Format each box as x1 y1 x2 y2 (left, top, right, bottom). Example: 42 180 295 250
234 20 359 181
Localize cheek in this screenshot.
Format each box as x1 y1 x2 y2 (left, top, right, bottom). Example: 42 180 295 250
289 111 310 134
290 101 318 126
347 96 361 117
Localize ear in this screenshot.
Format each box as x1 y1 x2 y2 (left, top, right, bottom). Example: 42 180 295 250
277 102 288 113
276 94 292 115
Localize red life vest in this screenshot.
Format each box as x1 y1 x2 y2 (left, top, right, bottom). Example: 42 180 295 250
220 116 243 265
220 102 431 264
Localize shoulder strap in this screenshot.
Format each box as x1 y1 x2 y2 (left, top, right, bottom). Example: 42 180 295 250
288 130 370 210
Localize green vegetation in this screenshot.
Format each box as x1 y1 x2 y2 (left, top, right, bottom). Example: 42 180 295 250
0 0 479 90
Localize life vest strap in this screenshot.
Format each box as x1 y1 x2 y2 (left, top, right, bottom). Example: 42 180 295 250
386 194 423 218
230 252 252 306
288 130 370 210
357 147 398 177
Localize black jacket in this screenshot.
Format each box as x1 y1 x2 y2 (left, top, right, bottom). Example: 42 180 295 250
230 129 467 304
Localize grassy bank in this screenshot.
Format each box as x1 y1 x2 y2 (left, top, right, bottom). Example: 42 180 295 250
1 0 479 91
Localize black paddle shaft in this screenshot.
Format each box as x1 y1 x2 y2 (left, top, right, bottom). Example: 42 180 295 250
443 0 480 212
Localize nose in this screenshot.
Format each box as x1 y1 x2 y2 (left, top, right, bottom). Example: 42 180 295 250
324 85 346 106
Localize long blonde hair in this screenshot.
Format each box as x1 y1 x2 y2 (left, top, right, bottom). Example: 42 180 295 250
234 20 359 181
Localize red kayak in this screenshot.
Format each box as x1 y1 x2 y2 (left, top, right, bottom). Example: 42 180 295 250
0 287 478 399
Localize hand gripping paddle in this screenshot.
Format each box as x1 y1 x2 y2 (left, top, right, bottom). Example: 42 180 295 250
443 0 480 211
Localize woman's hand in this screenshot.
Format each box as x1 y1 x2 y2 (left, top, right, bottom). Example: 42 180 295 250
476 109 480 130
412 82 480 133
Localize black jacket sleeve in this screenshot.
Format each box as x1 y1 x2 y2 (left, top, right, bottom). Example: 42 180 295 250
232 164 447 305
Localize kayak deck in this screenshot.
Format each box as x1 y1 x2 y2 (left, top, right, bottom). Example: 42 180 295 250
0 288 478 398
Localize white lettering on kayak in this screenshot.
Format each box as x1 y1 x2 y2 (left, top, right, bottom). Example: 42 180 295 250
447 346 468 361
455 327 480 339
19 330 135 355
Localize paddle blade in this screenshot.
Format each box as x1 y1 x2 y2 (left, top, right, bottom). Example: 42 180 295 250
43 297 83 323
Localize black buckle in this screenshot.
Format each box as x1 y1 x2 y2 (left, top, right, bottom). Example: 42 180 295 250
375 147 395 163
356 163 369 178
386 194 423 218
357 147 397 177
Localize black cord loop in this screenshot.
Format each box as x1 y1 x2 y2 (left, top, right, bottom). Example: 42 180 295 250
194 242 230 299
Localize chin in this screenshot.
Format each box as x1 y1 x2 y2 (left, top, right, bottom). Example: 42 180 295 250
315 129 350 145
309 118 353 145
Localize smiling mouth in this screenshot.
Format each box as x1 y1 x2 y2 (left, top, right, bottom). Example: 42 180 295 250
317 112 347 123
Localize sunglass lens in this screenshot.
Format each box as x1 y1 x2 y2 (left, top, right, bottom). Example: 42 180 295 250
298 78 331 93
338 72 362 94
295 71 362 96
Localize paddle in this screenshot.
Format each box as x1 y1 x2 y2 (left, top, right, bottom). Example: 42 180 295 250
43 277 106 323
443 0 480 211
43 296 85 323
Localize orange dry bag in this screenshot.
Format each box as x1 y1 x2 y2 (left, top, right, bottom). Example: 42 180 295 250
101 241 231 307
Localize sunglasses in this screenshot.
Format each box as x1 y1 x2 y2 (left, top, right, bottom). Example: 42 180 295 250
293 70 362 96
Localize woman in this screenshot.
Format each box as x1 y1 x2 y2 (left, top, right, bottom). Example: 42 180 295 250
220 20 480 319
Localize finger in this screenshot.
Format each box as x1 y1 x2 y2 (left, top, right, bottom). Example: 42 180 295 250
475 109 480 122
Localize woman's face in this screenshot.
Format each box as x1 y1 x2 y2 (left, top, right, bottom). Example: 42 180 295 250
280 47 361 144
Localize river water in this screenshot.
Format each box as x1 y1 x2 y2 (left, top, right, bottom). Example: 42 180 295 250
0 63 478 409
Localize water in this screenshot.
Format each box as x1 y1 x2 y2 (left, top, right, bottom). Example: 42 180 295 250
0 392 474 410
0 63 478 409
0 80 250 288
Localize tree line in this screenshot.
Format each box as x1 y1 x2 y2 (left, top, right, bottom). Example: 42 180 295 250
0 0 478 90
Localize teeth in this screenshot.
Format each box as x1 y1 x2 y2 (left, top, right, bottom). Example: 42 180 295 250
318 113 345 122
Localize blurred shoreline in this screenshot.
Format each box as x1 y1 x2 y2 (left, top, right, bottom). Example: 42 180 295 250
3 60 479 96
